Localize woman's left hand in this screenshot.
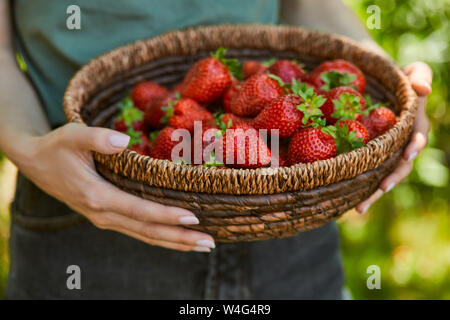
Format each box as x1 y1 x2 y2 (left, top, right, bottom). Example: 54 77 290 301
356 61 433 214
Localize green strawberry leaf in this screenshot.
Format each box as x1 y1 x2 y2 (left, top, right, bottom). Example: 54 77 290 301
363 94 390 116
331 92 364 120
334 122 365 154
321 71 357 91
149 130 160 142
160 94 180 124
117 96 143 126
203 151 225 168
211 47 243 81
262 57 277 67
291 79 326 126
126 127 143 148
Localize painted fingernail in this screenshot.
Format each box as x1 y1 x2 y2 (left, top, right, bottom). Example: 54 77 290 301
178 216 200 225
196 239 215 248
109 133 130 148
408 152 418 162
422 81 432 93
193 246 211 253
360 204 370 215
385 182 395 193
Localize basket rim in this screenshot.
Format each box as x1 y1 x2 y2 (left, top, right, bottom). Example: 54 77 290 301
63 24 418 195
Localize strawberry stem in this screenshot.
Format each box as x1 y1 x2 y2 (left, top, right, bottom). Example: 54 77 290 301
211 47 243 81
321 71 357 91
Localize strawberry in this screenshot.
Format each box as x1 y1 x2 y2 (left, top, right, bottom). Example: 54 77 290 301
169 98 214 133
242 60 267 79
288 127 337 164
144 92 180 129
337 120 370 144
218 123 272 169
222 81 241 113
181 48 241 104
252 81 326 138
308 59 365 93
321 87 366 125
268 60 306 84
149 127 190 162
114 97 145 132
231 74 283 117
131 81 169 111
126 128 151 156
359 107 396 139
219 113 253 128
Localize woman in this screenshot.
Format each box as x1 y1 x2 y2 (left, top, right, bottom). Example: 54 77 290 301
0 0 432 299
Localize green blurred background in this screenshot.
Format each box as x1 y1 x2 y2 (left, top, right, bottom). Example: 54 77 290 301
0 0 449 299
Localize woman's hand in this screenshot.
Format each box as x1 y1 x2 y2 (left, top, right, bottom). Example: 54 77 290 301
356 62 433 214
12 123 215 252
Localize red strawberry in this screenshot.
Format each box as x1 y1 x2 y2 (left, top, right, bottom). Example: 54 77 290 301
144 92 180 129
220 113 253 128
231 74 283 117
338 120 370 144
321 87 366 125
181 48 240 104
192 123 220 165
129 133 151 155
359 107 396 139
149 127 190 162
169 98 214 133
252 82 326 138
288 127 337 164
308 59 365 93
268 60 306 83
218 123 271 169
114 97 145 132
131 81 169 111
242 60 267 79
222 81 241 113
113 119 128 132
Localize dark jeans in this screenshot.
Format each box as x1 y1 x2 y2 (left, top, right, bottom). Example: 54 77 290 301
6 174 344 299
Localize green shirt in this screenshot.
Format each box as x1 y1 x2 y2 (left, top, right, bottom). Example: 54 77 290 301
13 0 279 127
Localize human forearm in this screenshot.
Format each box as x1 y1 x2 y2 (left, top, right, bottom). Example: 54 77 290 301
0 0 50 164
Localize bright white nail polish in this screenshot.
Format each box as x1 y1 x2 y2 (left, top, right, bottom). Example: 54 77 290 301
179 216 200 225
109 133 130 148
361 204 370 214
408 152 418 162
385 182 395 193
196 239 215 248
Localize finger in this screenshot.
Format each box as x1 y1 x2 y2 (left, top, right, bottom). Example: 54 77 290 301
115 227 211 253
378 159 413 193
356 189 384 214
93 177 199 226
403 62 432 96
404 97 429 161
103 211 215 249
61 123 130 154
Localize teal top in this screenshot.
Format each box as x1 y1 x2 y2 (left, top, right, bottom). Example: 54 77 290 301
13 0 279 127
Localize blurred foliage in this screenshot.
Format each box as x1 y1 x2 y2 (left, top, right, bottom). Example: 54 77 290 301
341 0 450 299
0 0 449 300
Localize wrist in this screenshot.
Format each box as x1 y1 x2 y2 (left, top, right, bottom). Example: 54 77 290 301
1 132 40 169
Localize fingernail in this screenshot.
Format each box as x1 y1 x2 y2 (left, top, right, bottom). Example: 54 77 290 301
109 133 130 148
408 151 418 162
360 204 370 215
196 239 215 248
193 246 211 253
178 216 200 225
422 81 432 93
385 182 395 193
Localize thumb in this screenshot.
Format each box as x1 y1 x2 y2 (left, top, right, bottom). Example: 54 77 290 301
62 123 130 154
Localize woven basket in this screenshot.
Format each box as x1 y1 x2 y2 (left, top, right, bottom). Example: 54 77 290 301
63 25 418 242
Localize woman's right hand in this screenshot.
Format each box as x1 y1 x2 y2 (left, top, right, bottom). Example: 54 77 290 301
11 122 215 252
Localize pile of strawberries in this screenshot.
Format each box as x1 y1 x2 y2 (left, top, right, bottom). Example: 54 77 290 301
113 48 397 169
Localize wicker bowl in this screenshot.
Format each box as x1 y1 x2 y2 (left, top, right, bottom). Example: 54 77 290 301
63 25 418 242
